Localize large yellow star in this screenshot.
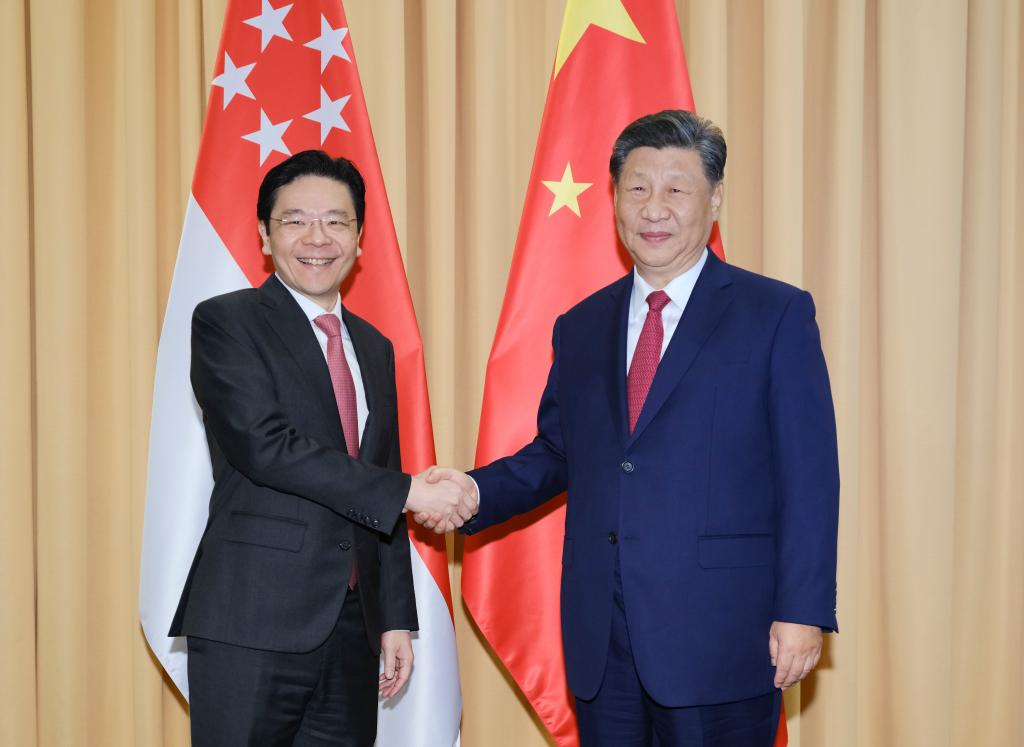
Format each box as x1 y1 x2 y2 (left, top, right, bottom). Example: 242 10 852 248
553 0 645 78
542 163 592 217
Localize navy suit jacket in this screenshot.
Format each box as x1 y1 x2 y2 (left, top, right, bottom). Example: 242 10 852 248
465 251 839 707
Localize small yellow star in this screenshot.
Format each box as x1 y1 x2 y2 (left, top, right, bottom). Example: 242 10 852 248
553 0 645 78
542 163 593 217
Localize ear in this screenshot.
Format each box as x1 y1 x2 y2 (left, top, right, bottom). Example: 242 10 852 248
258 221 272 256
356 226 364 257
710 181 724 220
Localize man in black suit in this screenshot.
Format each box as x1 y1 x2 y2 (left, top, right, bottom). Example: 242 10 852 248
170 150 474 746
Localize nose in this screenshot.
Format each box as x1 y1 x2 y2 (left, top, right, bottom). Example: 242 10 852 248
640 192 669 221
305 218 330 244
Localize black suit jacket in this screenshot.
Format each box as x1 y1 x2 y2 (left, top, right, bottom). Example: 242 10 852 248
169 274 417 654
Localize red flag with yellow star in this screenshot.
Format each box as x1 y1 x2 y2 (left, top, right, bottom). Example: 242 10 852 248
462 1 785 745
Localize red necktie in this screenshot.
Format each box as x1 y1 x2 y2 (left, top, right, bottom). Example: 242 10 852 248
314 313 360 588
627 290 670 432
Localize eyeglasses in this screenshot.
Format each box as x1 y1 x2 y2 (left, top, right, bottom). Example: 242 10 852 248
268 214 356 235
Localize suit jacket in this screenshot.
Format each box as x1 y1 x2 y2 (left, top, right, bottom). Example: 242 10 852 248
170 274 417 655
465 251 839 707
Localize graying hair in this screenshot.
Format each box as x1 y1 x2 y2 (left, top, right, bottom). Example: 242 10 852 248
609 110 726 186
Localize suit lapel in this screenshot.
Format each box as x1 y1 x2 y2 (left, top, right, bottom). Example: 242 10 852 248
605 275 633 449
628 252 734 445
258 275 345 446
342 308 388 465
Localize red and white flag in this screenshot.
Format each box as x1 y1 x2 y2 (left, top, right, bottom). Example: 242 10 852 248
462 1 783 745
138 2 461 743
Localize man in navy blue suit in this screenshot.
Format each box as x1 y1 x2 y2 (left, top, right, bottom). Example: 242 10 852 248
425 110 839 746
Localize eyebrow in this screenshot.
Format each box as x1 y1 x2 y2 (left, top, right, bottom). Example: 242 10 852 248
277 208 350 217
625 169 690 179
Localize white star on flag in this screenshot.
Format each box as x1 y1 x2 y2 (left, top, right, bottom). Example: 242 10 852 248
210 53 256 108
304 15 351 72
241 109 292 165
304 87 352 144
243 0 293 52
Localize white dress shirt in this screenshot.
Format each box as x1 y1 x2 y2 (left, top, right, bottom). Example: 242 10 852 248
625 248 708 372
277 276 369 441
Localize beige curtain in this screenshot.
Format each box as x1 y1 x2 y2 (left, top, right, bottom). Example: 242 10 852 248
2 0 1022 744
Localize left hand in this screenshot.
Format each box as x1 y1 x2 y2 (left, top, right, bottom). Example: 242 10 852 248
379 630 413 699
769 621 822 690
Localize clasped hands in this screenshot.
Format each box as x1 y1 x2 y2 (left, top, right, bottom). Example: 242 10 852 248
404 467 478 534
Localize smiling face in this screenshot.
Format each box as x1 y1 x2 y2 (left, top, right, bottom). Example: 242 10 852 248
259 174 362 310
613 146 723 289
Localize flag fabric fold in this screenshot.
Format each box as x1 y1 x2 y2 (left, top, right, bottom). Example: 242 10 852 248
461 1 783 745
138 2 460 743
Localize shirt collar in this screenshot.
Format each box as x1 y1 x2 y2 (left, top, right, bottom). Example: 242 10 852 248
630 247 709 316
276 273 344 327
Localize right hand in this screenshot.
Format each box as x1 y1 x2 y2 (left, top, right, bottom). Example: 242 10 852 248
404 468 477 534
417 467 479 531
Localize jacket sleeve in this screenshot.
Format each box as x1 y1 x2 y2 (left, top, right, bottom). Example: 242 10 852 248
190 300 411 535
768 291 840 631
463 317 570 534
378 342 419 632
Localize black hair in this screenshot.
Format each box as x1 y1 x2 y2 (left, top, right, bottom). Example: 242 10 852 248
256 150 366 230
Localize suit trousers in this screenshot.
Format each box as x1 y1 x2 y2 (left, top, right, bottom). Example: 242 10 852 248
575 555 781 747
187 586 379 747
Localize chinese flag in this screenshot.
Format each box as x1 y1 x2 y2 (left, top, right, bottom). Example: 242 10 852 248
461 1 785 746
139 1 461 743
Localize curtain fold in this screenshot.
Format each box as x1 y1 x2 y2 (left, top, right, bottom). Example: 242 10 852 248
3 1 1022 744
0 0 37 744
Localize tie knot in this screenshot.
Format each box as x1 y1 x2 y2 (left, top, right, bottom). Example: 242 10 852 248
646 290 670 314
314 313 342 338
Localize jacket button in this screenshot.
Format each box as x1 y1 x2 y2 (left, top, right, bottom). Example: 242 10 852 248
339 540 352 551
608 532 618 545
621 461 634 473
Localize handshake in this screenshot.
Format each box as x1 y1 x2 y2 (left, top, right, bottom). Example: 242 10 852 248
404 467 479 534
